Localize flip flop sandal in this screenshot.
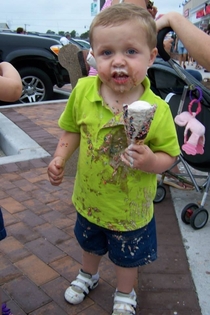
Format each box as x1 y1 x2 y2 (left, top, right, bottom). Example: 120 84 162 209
78 49 90 76
163 177 194 190
157 175 194 190
58 44 84 89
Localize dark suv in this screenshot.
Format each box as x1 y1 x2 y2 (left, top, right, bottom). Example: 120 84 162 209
0 32 70 104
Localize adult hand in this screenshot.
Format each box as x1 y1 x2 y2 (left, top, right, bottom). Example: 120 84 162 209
163 38 173 54
156 13 171 32
148 5 158 19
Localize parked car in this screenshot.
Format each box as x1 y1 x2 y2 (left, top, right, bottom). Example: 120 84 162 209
74 38 91 49
69 38 84 49
38 33 83 49
0 32 70 104
38 33 62 41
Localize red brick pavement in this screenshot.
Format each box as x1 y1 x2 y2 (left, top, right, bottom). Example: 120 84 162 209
0 102 201 315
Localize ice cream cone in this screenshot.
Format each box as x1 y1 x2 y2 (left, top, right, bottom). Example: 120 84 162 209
134 139 145 145
123 101 157 145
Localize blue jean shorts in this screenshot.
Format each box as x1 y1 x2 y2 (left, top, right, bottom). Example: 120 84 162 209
177 46 187 55
74 212 157 268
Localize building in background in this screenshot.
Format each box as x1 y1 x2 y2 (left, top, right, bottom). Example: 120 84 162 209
0 23 10 32
182 0 210 30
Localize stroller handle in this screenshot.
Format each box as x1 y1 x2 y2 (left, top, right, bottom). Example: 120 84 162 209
157 27 173 62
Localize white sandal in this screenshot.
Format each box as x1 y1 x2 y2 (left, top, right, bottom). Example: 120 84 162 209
112 290 137 315
64 269 99 304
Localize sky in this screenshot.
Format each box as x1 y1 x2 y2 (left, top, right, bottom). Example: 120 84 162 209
0 1 182 36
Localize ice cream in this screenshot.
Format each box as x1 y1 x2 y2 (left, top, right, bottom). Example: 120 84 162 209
123 101 157 145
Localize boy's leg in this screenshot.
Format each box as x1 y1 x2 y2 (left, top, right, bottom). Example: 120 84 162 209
112 266 137 315
110 217 157 315
82 250 102 274
65 213 107 304
64 250 102 305
115 265 138 294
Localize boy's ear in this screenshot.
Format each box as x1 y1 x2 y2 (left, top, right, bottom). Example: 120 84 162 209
148 47 158 66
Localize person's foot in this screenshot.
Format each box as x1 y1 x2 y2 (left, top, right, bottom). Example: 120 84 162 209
2 303 13 315
195 65 202 69
58 44 84 89
112 290 137 315
157 174 194 190
77 50 90 76
64 269 99 304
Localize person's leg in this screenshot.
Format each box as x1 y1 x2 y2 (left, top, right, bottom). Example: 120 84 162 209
178 53 182 66
115 265 138 293
82 250 102 274
183 53 187 68
112 266 138 315
110 218 157 315
186 69 202 82
64 250 102 304
64 213 106 304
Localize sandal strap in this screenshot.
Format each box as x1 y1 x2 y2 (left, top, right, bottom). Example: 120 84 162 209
71 270 98 294
113 291 137 315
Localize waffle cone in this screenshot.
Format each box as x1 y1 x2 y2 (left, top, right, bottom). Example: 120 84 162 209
123 101 157 146
134 139 144 145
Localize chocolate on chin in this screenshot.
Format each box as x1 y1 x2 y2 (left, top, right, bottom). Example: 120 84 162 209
123 101 157 145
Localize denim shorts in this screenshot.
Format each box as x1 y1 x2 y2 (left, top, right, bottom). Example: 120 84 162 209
74 212 157 268
177 46 187 55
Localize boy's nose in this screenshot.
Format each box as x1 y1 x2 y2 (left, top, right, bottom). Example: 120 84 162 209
112 54 125 67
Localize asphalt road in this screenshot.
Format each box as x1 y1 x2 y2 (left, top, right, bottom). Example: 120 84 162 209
0 88 70 106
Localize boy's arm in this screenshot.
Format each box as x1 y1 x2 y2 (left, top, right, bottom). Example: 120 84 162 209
54 130 80 161
0 62 22 102
148 151 177 174
48 131 80 185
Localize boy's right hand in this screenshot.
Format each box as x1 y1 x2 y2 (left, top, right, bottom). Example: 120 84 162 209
47 156 65 186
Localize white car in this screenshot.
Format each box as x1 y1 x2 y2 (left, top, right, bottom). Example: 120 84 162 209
74 39 90 49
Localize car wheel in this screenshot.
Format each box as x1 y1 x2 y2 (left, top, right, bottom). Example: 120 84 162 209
18 67 54 103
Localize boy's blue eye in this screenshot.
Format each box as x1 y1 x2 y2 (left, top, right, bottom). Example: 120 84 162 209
127 49 136 55
103 50 112 56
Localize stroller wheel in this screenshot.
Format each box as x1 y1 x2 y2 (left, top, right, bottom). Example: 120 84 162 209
154 184 166 203
190 208 209 230
181 203 199 224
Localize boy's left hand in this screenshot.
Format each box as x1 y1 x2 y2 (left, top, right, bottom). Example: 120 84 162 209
121 144 157 173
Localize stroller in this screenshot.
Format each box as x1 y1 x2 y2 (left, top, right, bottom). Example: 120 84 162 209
148 27 210 230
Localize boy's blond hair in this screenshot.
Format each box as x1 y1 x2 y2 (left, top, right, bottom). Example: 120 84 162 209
89 3 157 50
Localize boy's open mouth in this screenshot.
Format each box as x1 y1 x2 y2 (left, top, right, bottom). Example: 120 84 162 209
112 71 129 83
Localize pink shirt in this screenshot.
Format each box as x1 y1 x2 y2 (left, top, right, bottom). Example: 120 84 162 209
102 0 113 8
88 0 113 76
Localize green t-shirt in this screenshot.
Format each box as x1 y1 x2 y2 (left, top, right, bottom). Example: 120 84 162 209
59 76 180 231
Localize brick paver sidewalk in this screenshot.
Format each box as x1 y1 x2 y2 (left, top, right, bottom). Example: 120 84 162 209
0 102 201 315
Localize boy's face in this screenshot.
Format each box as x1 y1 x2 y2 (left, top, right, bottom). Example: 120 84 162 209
92 20 157 94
